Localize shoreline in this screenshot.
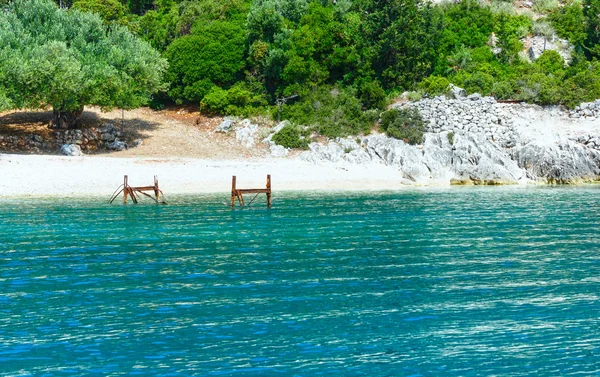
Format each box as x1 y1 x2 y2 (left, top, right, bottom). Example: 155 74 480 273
0 153 425 197
2 154 599 199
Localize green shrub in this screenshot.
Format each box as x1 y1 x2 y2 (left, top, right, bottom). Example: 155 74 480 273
183 79 213 102
380 108 425 145
419 76 450 96
492 80 517 99
200 86 228 114
72 0 127 22
224 82 268 116
561 64 600 108
280 86 376 138
534 50 565 76
272 125 309 149
515 72 561 105
357 80 387 110
454 71 495 95
406 90 424 101
164 21 246 103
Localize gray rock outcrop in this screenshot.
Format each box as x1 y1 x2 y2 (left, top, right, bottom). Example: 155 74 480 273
521 35 573 63
516 139 600 183
448 84 467 99
300 90 600 185
301 132 525 185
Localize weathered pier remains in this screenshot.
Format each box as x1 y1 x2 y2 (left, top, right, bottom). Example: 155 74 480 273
109 175 166 204
231 175 272 208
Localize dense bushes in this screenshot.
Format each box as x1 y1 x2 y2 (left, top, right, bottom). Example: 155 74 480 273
380 108 425 145
272 125 309 149
201 83 267 116
279 87 378 138
52 0 600 141
164 21 246 103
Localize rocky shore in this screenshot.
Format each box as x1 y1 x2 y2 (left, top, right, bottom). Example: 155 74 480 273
299 90 600 185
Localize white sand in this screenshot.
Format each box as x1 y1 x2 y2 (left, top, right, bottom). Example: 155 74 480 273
0 154 411 197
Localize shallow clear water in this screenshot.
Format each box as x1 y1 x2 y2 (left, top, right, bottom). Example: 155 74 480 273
1 187 600 376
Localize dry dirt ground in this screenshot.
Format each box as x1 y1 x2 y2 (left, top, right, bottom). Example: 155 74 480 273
0 105 275 159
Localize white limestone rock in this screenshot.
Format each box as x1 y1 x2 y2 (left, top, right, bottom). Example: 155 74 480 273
60 144 83 156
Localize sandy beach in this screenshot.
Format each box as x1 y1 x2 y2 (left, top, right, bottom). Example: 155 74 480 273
0 154 411 197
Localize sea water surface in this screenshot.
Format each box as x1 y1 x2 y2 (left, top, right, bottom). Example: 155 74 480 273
0 187 599 376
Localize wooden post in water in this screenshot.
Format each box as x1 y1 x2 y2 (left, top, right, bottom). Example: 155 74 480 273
123 175 129 204
231 175 237 207
154 175 159 202
266 174 272 208
110 175 167 204
230 174 272 208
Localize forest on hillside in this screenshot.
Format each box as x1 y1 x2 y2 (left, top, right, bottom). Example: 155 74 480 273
2 0 600 140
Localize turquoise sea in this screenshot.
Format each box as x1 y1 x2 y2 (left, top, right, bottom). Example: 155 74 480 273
1 188 599 376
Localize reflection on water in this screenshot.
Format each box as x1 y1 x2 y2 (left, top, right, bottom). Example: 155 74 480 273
1 187 599 376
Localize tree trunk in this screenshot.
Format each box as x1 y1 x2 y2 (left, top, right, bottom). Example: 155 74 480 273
52 107 83 129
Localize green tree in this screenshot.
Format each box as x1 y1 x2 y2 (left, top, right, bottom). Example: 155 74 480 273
549 1 586 47
72 0 127 22
164 21 246 102
584 0 600 58
0 0 167 128
354 0 443 90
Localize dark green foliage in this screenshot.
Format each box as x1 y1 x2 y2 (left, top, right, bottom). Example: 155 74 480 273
435 0 494 72
380 108 425 145
357 80 387 110
72 0 127 22
534 50 565 76
54 0 600 136
164 21 245 102
494 13 531 63
272 124 309 149
199 82 267 116
584 0 600 58
514 72 561 105
549 1 586 46
561 62 600 108
454 71 495 95
355 0 443 90
200 86 229 114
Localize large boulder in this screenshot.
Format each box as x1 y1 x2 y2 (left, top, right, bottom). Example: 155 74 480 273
216 119 235 133
107 141 128 151
448 84 467 99
270 144 289 157
235 120 258 148
60 144 83 156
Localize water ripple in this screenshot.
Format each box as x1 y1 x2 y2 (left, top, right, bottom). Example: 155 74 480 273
1 187 599 376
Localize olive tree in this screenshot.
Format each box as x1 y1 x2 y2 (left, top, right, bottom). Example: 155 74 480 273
0 0 168 128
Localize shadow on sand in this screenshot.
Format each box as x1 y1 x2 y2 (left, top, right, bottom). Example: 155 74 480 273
0 109 161 155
